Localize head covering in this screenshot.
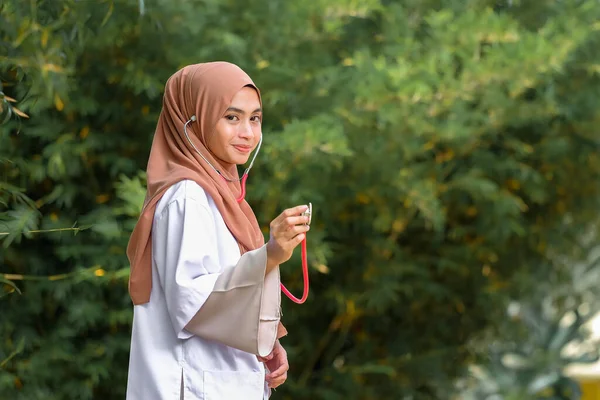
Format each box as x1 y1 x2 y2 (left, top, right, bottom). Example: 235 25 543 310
127 62 264 305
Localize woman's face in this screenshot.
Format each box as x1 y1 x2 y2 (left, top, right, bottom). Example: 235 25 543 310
208 86 262 165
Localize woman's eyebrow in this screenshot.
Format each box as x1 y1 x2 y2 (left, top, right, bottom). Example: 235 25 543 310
225 107 262 114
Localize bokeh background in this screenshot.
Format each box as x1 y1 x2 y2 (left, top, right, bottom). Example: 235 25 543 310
2 1 600 399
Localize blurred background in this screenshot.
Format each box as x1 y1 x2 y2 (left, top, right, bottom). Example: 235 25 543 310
2 0 600 399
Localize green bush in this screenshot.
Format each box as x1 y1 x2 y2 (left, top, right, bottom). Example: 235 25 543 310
1 1 600 398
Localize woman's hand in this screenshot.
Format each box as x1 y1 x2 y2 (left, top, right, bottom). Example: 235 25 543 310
258 340 289 389
266 205 310 269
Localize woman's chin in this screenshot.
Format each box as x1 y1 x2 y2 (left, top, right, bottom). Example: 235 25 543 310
231 155 251 165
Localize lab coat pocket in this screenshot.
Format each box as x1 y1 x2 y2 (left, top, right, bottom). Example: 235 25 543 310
203 370 264 400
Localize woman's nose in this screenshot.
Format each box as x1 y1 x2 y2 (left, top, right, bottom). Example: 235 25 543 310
238 121 254 138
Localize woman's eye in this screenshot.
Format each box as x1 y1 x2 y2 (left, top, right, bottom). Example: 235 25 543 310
251 115 262 122
226 115 239 121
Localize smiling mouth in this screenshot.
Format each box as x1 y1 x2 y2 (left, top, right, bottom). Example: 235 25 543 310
233 145 252 154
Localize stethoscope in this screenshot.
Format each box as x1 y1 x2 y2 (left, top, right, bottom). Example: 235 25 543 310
184 116 310 304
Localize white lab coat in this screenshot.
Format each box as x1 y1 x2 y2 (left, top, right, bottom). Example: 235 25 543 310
126 180 282 400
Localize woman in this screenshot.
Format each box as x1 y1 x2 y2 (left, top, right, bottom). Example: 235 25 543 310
125 62 309 399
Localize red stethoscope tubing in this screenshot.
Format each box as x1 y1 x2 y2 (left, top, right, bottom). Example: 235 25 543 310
236 174 248 203
236 173 310 304
280 237 309 304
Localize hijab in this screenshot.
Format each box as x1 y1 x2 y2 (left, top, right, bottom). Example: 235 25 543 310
127 62 265 305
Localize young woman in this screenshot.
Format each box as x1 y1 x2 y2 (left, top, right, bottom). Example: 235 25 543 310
125 62 309 399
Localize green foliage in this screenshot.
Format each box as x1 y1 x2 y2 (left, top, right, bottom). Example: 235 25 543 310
1 0 600 399
462 307 593 400
460 242 600 399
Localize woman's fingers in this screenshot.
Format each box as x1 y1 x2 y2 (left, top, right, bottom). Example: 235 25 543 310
279 215 310 228
266 364 287 380
268 371 287 389
284 204 310 218
266 358 289 388
273 205 309 225
281 223 310 241
293 233 306 244
278 212 310 231
274 222 309 243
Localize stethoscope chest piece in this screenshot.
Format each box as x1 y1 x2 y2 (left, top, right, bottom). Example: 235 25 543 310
302 203 312 226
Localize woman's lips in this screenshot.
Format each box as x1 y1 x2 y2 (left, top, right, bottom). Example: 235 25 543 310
233 145 252 153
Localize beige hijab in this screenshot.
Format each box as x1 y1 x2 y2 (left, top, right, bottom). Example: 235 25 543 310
127 62 265 305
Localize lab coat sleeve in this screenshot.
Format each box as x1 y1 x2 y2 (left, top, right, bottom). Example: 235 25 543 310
185 245 282 357
153 196 282 357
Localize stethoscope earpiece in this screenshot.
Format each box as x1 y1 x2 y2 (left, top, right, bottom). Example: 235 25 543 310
190 115 197 122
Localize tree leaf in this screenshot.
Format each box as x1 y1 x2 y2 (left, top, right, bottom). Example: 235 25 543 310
11 106 29 118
